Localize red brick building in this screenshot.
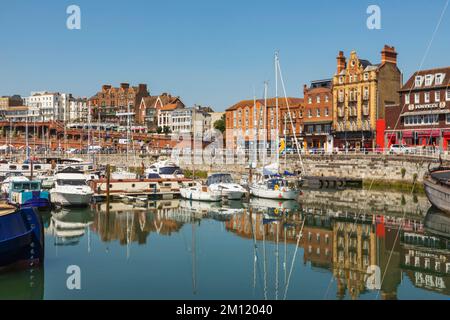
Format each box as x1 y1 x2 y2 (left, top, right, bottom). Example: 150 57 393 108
90 83 149 125
225 97 303 150
138 93 185 132
385 67 450 150
302 79 333 151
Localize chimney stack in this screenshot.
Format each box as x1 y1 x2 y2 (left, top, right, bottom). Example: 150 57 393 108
120 83 130 89
381 45 397 65
102 85 111 91
337 51 346 74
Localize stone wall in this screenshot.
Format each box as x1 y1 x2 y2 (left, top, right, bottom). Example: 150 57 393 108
80 153 443 183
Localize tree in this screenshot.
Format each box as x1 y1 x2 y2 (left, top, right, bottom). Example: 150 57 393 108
163 126 171 135
213 114 226 133
156 126 163 134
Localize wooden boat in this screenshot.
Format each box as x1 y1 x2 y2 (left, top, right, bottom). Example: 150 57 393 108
423 166 450 215
0 204 44 270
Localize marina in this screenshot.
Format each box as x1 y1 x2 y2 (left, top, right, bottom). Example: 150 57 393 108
0 189 448 300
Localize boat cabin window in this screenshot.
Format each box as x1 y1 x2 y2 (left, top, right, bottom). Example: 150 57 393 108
34 165 42 170
57 179 87 186
207 174 233 185
22 165 30 170
9 165 17 170
12 182 40 191
159 167 181 175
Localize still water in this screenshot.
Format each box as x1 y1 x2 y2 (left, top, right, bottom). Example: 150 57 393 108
1 189 450 300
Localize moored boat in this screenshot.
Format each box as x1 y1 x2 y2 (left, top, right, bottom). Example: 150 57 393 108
180 183 222 202
250 178 300 200
0 205 44 270
206 173 247 200
423 166 450 215
8 180 51 210
50 171 94 207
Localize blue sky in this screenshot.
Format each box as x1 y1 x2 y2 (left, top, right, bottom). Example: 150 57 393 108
0 0 449 111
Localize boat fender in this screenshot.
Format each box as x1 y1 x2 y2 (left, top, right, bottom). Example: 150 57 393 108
274 184 279 191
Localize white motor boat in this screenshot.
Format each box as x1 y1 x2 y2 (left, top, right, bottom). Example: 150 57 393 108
145 160 184 179
111 167 136 180
250 178 300 200
50 172 94 207
1 174 29 194
180 183 222 202
206 173 247 200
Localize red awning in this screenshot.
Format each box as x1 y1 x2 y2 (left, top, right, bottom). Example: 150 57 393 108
417 129 440 137
402 131 413 138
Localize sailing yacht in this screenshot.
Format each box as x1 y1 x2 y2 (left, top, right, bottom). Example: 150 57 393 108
249 52 302 201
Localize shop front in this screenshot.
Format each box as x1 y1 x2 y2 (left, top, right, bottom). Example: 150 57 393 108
333 131 374 150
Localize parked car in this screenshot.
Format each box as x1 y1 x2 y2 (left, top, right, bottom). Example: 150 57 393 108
389 144 415 154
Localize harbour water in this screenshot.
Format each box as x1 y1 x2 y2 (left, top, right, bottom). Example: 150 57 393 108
1 189 449 300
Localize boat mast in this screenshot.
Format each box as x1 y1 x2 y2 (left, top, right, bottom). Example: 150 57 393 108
263 81 268 168
275 52 280 169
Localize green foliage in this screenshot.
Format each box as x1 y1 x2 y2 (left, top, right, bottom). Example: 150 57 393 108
183 169 208 179
213 114 226 133
156 127 163 134
400 168 406 179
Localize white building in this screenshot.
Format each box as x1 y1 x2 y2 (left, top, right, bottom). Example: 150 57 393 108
24 92 88 123
171 106 211 134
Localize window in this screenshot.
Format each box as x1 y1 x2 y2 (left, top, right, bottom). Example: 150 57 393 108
447 89 450 101
364 73 369 81
425 92 430 103
425 74 434 86
308 97 312 104
435 73 445 85
316 108 321 117
325 95 329 103
415 76 424 87
316 95 321 103
308 109 312 118
436 91 441 102
415 93 420 104
339 76 344 84
324 108 329 116
405 93 410 104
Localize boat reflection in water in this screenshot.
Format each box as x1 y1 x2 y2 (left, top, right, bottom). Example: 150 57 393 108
1 189 449 300
0 267 44 300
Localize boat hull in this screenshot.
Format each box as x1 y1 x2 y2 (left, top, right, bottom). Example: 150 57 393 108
180 188 221 202
423 175 450 215
250 187 299 200
50 191 93 207
0 208 44 270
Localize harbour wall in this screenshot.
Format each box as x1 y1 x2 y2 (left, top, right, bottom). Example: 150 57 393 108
83 153 444 185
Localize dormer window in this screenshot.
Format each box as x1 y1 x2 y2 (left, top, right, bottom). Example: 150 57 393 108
415 76 424 87
364 73 369 81
425 74 434 86
435 73 445 85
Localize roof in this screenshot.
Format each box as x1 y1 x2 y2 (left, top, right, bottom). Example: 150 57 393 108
226 97 303 111
400 66 450 92
359 59 373 68
160 103 179 111
141 94 183 109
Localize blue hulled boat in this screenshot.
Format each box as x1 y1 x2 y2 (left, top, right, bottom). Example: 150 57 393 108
8 180 51 210
0 206 44 269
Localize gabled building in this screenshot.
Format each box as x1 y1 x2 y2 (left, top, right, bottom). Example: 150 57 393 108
90 83 150 125
385 67 450 150
332 45 402 150
139 93 185 131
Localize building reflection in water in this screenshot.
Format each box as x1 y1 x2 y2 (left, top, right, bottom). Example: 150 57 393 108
225 190 449 299
36 189 449 300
